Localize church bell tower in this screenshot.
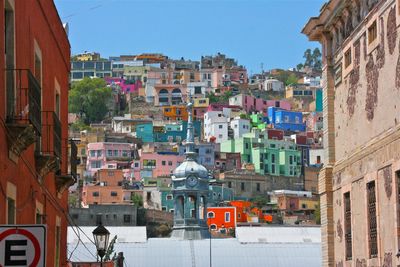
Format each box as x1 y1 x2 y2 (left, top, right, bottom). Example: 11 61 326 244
170 95 211 240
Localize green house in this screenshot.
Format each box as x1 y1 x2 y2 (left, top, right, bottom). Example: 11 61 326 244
221 129 301 177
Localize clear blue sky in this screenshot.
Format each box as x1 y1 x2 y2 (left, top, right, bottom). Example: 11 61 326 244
54 0 325 74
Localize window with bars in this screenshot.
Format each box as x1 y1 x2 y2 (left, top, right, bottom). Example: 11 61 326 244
344 192 352 260
397 171 400 247
367 181 378 258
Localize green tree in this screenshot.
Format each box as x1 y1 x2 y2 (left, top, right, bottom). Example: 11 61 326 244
206 92 219 103
206 90 232 104
303 48 313 67
312 48 322 70
252 196 269 209
285 73 298 86
69 78 113 124
239 113 250 120
296 63 304 71
104 235 117 261
221 90 233 102
131 193 143 207
274 70 289 84
70 119 91 132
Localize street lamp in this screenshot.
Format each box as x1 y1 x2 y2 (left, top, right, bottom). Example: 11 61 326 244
207 211 215 267
92 224 110 267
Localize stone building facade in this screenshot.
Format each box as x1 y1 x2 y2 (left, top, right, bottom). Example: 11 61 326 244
219 170 303 199
303 0 400 266
70 204 137 226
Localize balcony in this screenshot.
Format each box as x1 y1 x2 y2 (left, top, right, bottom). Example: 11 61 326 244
55 139 77 194
69 140 78 179
41 111 61 157
35 111 61 178
5 69 41 158
105 155 133 162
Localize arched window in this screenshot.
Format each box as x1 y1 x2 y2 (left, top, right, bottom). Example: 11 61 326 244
159 89 169 105
176 195 184 220
188 195 197 218
171 88 182 105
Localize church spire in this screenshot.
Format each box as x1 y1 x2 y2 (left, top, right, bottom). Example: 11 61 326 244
185 92 196 160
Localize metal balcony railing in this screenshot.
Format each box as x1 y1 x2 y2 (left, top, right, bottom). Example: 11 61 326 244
70 139 78 179
5 69 42 133
159 92 169 98
41 111 62 158
171 92 182 97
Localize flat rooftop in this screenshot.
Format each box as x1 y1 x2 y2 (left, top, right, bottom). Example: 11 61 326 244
68 226 321 267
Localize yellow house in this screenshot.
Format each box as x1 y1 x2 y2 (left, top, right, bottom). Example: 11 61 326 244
74 52 100 61
298 197 319 211
123 65 150 83
193 98 209 108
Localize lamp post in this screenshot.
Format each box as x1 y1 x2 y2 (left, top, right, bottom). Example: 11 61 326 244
92 224 110 267
207 211 215 267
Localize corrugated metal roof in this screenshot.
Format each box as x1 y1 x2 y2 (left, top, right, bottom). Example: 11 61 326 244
68 226 321 267
68 226 147 244
236 226 321 243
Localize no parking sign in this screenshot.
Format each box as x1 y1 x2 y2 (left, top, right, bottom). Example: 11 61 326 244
0 225 46 267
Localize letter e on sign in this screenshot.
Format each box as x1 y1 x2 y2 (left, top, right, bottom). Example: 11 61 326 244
0 225 46 267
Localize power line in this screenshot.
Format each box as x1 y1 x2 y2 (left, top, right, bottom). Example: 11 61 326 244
0 117 97 260
67 248 83 262
61 0 118 20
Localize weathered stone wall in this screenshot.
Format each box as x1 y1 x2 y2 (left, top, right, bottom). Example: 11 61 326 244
332 124 400 266
145 209 174 225
334 2 400 160
304 1 400 266
222 171 303 199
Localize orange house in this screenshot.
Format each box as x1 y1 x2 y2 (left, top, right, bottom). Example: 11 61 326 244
95 169 125 186
163 105 188 121
206 207 236 232
229 200 251 223
0 0 72 266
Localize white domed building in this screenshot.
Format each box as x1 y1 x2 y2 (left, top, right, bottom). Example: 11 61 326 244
170 99 211 240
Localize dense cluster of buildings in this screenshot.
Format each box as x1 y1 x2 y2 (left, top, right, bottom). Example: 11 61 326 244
67 47 326 235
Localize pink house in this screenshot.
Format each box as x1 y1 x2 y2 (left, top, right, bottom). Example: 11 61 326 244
86 142 137 177
193 107 208 120
207 104 241 112
211 68 224 89
225 66 248 84
208 67 248 89
140 152 185 178
105 77 141 94
229 94 291 114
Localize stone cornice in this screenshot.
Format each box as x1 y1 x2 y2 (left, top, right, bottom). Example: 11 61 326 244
303 0 387 43
333 125 400 173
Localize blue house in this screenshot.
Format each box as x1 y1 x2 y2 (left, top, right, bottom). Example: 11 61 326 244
137 121 202 143
178 142 216 169
136 123 155 143
154 121 201 143
315 89 323 112
267 107 306 132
